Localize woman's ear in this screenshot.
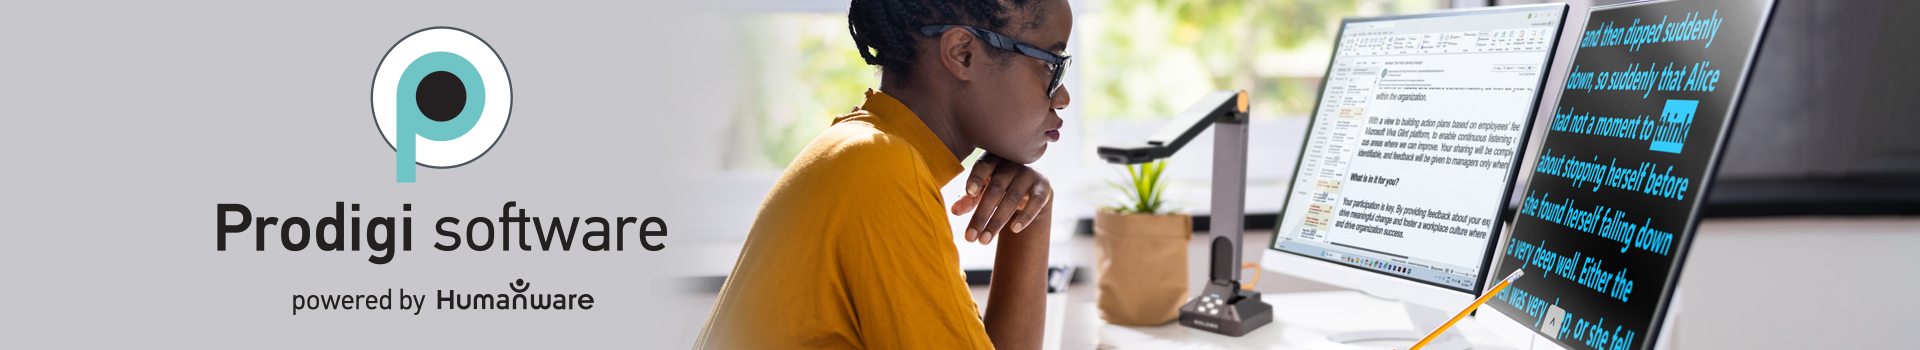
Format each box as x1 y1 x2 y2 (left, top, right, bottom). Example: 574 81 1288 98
937 28 976 82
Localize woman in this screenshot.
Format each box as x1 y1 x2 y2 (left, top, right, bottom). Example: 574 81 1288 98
697 0 1073 349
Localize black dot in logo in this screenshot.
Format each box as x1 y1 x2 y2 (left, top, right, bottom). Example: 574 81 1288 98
415 71 467 122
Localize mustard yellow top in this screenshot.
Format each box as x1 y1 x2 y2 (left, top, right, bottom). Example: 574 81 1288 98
696 89 990 349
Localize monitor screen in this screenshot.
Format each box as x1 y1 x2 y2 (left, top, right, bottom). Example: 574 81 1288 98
1270 6 1566 293
1483 0 1775 349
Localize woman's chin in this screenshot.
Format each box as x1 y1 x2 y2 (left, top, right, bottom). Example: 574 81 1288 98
1014 143 1049 164
988 139 1051 164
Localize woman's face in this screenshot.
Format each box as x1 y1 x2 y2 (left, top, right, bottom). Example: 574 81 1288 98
955 0 1073 164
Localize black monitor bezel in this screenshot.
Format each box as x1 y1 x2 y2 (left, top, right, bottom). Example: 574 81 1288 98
1496 1 1780 349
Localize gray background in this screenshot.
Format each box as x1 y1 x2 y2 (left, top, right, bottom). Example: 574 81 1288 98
1 1 737 347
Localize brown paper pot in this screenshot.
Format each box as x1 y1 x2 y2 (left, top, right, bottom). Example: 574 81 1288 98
1093 209 1191 325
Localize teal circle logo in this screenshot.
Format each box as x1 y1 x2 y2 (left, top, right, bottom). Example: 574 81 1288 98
371 27 511 182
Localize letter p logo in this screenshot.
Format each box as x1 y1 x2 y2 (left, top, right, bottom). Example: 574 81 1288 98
371 27 512 182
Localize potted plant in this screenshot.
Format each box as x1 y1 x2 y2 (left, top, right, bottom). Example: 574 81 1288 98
1093 160 1192 325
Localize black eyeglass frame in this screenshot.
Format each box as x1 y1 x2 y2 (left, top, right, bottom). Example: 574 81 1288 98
920 24 1071 98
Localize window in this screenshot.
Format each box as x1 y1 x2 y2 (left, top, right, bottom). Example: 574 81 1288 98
724 13 880 171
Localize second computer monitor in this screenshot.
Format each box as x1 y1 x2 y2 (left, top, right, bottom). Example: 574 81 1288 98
1264 4 1568 311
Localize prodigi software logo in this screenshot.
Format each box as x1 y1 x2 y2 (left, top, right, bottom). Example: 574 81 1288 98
371 27 511 182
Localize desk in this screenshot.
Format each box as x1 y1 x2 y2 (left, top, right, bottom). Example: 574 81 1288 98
1042 231 1516 350
1064 291 1516 350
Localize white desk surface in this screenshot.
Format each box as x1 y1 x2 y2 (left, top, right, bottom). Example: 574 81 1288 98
1066 290 1515 350
1030 230 1514 350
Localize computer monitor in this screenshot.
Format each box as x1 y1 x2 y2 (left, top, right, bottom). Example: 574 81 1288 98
1259 3 1568 347
1476 1 1776 350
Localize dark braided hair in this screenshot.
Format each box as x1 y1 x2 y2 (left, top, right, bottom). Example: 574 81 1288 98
848 0 1044 79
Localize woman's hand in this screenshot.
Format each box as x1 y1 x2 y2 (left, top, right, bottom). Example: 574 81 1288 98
950 153 1053 245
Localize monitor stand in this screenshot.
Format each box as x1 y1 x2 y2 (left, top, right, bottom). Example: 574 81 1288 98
1305 302 1468 350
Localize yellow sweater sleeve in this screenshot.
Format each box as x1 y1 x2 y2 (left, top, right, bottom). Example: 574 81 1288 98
830 137 992 350
698 123 991 350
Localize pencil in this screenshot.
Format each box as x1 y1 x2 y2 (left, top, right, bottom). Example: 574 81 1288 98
1406 268 1526 350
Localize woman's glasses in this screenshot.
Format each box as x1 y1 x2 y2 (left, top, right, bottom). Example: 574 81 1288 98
920 25 1071 98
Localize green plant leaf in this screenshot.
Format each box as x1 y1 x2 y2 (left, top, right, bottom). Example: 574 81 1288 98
1110 159 1172 214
